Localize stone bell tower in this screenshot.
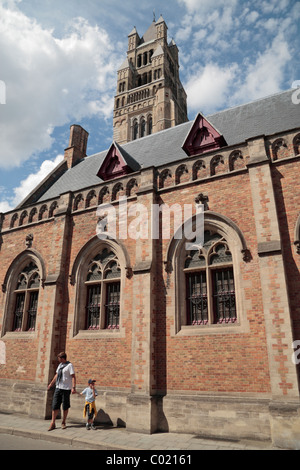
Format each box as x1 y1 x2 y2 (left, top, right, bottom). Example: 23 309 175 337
113 16 188 145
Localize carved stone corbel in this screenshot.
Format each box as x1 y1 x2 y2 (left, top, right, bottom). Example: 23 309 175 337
25 233 34 249
294 240 300 255
125 266 133 279
241 248 252 262
195 193 209 211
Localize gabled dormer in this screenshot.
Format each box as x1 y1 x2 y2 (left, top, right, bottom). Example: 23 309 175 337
97 142 140 181
182 113 227 157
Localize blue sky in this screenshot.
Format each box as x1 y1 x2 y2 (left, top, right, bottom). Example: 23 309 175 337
0 0 299 212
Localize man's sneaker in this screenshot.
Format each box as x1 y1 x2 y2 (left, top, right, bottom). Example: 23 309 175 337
91 423 96 430
86 423 90 430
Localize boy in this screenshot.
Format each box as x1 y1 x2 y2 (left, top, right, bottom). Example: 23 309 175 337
81 379 98 430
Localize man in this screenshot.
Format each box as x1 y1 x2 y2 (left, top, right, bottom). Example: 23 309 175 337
47 352 76 431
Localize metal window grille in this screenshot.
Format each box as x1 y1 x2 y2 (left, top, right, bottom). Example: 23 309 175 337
13 293 25 331
105 282 120 329
186 272 208 325
27 291 39 331
86 285 101 329
212 268 236 323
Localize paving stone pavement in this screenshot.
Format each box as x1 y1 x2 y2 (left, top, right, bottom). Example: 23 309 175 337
0 412 287 451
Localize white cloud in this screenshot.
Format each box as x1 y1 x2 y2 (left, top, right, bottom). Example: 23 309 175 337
185 63 238 114
0 154 64 212
232 34 291 104
245 10 259 24
178 0 237 14
0 5 120 170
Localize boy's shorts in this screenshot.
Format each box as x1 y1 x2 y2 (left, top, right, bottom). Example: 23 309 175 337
52 388 71 411
85 403 95 420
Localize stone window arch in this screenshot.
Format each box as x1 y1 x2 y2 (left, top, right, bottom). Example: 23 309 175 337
85 249 121 330
293 133 300 156
85 190 97 208
165 211 250 336
10 213 18 229
272 138 288 160
184 231 236 326
192 160 206 180
126 178 138 197
1 251 45 336
19 210 28 226
229 150 244 171
175 164 188 185
38 204 48 220
28 207 37 224
70 237 132 338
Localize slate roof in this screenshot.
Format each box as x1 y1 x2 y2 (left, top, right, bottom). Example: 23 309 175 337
37 89 299 203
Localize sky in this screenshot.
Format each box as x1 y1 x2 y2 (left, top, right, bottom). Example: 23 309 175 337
0 0 299 212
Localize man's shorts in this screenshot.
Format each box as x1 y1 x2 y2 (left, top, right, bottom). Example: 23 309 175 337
52 388 71 411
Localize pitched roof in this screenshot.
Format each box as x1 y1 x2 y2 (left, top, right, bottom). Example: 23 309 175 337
141 21 156 44
36 89 299 203
97 141 141 181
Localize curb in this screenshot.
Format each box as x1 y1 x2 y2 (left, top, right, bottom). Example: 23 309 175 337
0 425 138 451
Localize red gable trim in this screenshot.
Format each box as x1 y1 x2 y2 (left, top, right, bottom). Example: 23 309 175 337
182 113 227 156
97 142 133 181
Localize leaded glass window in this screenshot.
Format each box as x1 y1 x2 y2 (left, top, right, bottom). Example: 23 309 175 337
184 230 236 325
13 262 40 331
85 248 121 330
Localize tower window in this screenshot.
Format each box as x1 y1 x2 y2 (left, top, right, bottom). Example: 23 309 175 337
148 116 152 135
133 121 138 140
141 119 146 138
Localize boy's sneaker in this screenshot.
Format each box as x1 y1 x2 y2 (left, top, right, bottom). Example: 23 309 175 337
91 423 96 430
86 423 90 430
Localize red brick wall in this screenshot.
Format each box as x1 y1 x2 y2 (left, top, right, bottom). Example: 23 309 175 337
155 171 272 394
0 222 53 381
272 160 300 343
1 149 300 396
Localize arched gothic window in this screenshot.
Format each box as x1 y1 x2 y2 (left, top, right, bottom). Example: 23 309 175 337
85 248 121 330
141 119 146 138
148 116 152 135
12 262 40 331
184 231 236 325
133 121 138 140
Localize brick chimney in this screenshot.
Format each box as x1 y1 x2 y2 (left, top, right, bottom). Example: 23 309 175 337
64 124 89 169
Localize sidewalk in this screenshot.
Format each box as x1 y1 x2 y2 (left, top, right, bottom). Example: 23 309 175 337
0 412 285 451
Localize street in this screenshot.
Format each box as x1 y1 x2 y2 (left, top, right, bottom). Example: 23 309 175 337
0 433 89 450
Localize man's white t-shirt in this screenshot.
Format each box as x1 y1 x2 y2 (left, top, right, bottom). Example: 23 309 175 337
56 362 75 390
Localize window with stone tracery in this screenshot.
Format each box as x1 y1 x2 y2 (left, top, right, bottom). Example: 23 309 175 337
12 262 40 331
85 248 121 330
184 230 236 325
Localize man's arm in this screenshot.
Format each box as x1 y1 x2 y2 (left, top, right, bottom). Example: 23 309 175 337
71 374 76 394
47 374 57 390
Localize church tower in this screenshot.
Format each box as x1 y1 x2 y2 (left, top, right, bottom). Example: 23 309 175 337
113 15 188 144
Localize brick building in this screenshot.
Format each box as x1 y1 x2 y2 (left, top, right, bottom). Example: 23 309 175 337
1 17 300 448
